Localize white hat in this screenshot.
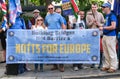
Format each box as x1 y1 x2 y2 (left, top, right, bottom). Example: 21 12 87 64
33 9 40 13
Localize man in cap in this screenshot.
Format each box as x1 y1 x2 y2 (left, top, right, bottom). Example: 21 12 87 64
99 2 118 73
28 9 40 29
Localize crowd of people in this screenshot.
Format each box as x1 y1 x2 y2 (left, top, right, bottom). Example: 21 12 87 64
0 2 119 74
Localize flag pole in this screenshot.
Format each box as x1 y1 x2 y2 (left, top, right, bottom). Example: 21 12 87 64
6 0 10 28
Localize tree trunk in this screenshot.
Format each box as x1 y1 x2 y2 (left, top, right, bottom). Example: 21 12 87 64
23 0 28 6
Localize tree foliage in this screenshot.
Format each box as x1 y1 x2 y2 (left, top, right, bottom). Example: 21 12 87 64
21 0 61 6
21 0 104 10
78 0 104 11
20 0 104 17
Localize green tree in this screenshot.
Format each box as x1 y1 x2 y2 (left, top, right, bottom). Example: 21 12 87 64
21 0 61 6
21 0 103 11
78 0 104 11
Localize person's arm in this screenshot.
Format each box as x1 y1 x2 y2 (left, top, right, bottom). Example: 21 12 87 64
86 15 94 28
28 20 32 29
0 29 3 33
100 14 105 25
59 15 66 29
61 23 66 29
62 17 67 29
99 15 117 31
31 25 34 29
44 17 48 27
67 21 72 29
95 13 105 27
0 20 7 33
21 18 26 29
100 21 116 30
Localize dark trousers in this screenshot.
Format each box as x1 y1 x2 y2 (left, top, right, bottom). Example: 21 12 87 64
34 64 43 70
99 53 103 68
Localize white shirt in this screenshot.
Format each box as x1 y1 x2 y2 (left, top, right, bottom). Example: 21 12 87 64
81 20 86 29
32 25 47 30
71 21 86 29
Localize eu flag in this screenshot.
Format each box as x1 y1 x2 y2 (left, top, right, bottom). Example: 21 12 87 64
113 0 120 15
9 0 22 24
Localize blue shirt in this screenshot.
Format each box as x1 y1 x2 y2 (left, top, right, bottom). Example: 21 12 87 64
0 20 7 31
62 16 67 26
45 13 64 29
10 16 26 29
103 12 118 36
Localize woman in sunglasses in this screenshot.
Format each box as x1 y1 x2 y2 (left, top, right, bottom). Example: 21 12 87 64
31 16 47 30
31 16 47 72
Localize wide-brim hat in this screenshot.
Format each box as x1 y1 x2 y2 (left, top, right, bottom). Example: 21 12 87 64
33 9 40 13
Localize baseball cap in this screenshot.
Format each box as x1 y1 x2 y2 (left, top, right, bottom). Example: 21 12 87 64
101 2 111 8
33 9 40 13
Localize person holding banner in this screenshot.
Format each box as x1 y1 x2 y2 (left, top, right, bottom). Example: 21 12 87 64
0 0 7 63
31 16 47 72
100 2 118 73
5 13 27 75
45 4 66 29
0 20 6 63
86 3 105 68
72 10 87 71
68 10 86 30
13 13 26 74
78 10 87 29
45 4 66 72
86 3 105 29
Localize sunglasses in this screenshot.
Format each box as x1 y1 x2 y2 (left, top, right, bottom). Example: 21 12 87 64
48 8 53 10
37 19 43 21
